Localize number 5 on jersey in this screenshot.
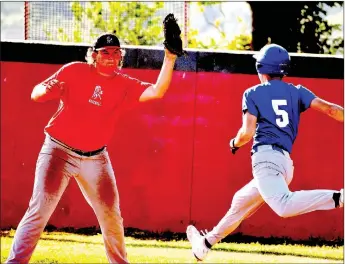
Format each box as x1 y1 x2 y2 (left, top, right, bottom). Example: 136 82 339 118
272 100 289 128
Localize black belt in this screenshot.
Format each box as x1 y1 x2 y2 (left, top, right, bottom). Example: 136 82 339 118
50 137 105 157
71 147 105 157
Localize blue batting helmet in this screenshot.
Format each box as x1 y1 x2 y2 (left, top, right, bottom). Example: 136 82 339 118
253 44 290 75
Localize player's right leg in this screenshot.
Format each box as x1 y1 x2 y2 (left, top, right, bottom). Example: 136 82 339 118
75 150 128 264
187 179 265 261
252 149 342 218
6 136 77 263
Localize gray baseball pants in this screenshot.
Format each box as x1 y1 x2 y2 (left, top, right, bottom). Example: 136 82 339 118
205 145 341 246
6 135 128 263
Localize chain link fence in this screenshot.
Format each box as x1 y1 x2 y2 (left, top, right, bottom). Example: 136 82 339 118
25 1 187 47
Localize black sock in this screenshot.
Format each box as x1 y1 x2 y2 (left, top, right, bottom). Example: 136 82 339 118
333 192 340 208
204 238 212 249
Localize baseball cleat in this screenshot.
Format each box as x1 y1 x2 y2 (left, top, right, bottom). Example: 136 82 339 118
186 225 210 261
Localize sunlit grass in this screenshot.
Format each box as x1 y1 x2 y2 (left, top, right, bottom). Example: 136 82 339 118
1 230 343 263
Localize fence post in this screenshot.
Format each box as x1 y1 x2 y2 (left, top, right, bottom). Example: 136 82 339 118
24 1 29 40
184 1 188 48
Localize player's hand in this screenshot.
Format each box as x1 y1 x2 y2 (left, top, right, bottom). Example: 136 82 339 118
46 79 57 90
230 138 240 154
46 79 65 97
46 79 64 91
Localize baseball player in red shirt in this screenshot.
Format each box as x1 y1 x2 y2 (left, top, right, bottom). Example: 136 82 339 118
6 33 177 263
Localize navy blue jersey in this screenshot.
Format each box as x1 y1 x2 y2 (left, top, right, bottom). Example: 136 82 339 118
242 80 316 153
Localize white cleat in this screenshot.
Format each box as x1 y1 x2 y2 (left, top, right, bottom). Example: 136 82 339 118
186 225 210 261
340 189 343 207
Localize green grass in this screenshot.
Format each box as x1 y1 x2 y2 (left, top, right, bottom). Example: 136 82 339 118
1 230 343 263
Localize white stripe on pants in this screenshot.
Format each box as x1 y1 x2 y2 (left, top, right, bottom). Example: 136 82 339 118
6 135 128 263
205 146 340 246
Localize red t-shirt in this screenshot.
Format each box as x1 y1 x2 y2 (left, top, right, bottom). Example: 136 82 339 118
42 62 151 151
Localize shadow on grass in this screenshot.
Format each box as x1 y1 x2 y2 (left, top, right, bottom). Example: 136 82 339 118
1 226 343 260
1 225 344 248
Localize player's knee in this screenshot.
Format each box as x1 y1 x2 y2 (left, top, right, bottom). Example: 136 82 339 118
272 207 293 218
266 192 294 218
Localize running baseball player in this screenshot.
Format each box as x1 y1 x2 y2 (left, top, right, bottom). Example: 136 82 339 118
6 14 185 264
186 44 344 261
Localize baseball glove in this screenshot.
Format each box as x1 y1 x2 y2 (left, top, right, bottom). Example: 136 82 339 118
163 13 187 57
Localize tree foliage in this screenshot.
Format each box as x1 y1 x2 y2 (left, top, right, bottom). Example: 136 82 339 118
45 2 164 46
248 1 343 54
187 2 252 50
44 1 343 54
44 1 251 51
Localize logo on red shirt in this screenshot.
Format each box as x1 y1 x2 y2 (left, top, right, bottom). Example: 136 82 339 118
89 85 103 106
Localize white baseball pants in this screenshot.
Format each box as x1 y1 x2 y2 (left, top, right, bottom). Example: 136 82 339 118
6 135 128 264
205 145 341 246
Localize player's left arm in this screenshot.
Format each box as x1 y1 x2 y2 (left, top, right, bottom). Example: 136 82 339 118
298 85 343 122
310 97 344 122
139 49 177 102
230 111 257 153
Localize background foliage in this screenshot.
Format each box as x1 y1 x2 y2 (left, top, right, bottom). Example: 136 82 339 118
45 1 343 54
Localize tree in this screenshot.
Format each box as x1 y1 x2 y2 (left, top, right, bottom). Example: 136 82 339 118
248 1 343 54
43 1 342 54
45 2 165 45
187 2 252 50
44 1 252 51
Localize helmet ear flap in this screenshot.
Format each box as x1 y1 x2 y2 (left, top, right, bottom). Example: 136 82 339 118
255 62 265 74
256 62 263 69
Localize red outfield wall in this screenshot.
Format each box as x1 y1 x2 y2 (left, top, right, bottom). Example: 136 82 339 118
1 53 344 240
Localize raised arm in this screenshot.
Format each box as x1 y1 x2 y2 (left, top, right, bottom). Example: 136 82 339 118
139 13 185 102
310 97 344 122
139 49 177 102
